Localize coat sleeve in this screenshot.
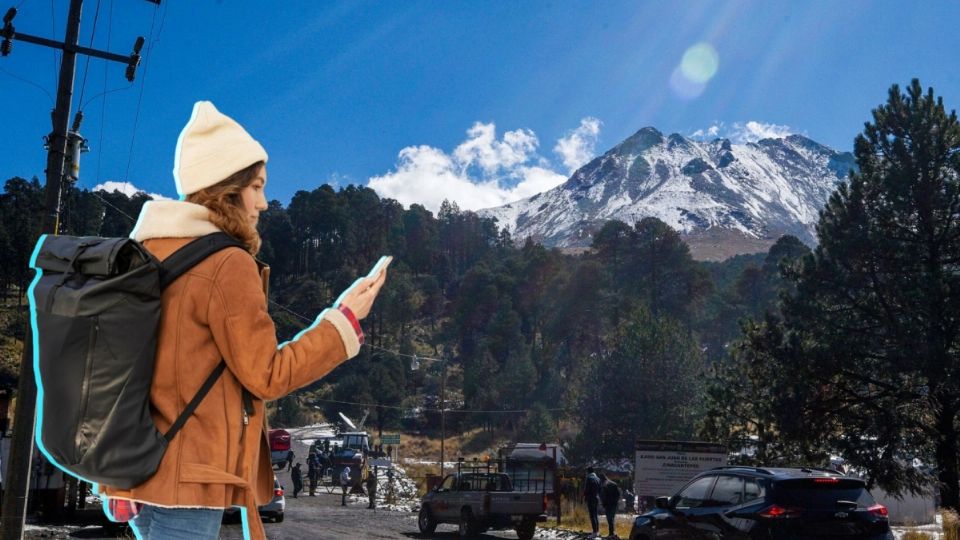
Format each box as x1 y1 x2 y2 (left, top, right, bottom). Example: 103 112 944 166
207 249 362 400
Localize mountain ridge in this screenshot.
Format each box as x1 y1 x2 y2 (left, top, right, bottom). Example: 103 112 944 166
480 126 855 260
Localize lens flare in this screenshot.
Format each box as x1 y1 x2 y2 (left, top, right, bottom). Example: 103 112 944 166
680 43 719 84
670 66 706 100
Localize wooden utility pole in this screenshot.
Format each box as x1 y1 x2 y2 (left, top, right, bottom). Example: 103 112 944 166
0 2 149 537
439 358 446 479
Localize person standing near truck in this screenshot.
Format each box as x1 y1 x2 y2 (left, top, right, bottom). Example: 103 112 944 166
584 467 601 538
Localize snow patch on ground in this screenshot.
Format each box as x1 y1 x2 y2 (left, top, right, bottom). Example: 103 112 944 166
892 512 946 539
343 463 422 513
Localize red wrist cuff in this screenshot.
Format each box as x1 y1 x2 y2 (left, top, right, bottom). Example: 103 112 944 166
337 305 364 345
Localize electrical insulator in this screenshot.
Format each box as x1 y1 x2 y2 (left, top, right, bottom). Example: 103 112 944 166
65 131 90 183
1 7 15 56
126 36 145 82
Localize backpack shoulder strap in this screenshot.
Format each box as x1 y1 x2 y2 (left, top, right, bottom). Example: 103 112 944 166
163 361 227 442
159 232 246 290
157 232 250 443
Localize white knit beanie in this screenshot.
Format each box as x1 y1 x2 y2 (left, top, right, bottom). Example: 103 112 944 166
173 101 268 197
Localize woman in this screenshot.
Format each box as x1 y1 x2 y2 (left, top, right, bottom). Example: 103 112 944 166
101 101 389 540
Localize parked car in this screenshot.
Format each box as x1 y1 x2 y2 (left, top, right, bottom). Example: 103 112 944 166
629 466 893 540
418 471 547 540
223 476 285 523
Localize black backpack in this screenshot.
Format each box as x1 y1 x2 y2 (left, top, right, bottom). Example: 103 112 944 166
29 232 245 488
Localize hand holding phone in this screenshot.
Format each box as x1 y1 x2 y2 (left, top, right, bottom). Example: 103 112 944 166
334 256 392 320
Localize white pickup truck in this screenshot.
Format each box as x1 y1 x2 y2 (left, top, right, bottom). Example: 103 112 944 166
417 472 547 539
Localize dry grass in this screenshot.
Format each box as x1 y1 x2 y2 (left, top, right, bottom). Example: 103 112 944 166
943 508 960 540
401 462 437 498
399 428 507 462
396 429 507 497
541 497 633 539
901 532 935 540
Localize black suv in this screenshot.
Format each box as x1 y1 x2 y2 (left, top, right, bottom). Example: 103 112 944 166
629 466 893 540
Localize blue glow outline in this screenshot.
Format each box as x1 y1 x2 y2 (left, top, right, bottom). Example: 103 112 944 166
173 101 206 200
276 256 390 349
128 200 152 240
276 309 329 349
129 513 144 540
28 234 99 489
333 255 392 307
28 235 124 526
238 506 252 540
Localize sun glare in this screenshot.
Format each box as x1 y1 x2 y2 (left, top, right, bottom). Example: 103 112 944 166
670 42 720 100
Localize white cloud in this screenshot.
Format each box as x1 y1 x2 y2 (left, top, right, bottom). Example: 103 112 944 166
453 122 538 175
93 181 170 201
691 123 722 139
690 121 793 144
554 117 601 173
368 119 597 213
732 121 793 143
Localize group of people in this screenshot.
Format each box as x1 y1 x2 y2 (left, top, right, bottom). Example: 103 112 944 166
583 466 632 539
288 458 381 512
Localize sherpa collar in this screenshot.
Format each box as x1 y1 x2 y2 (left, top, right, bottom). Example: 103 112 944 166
130 200 222 242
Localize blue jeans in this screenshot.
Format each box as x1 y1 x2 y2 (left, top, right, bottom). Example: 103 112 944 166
130 504 224 540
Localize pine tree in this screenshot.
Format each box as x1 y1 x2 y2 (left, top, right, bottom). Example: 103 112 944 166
731 80 960 503
574 304 703 460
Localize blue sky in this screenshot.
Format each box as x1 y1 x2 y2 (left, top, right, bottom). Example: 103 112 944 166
2 1 959 212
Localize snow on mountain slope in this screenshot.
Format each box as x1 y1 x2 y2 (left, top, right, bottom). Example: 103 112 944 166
480 127 855 252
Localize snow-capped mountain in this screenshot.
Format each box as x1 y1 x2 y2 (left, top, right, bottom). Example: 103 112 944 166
480 127 855 257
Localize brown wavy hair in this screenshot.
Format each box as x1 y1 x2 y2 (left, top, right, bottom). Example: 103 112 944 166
186 161 264 255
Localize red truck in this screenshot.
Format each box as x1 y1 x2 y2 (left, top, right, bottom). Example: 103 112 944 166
269 429 292 470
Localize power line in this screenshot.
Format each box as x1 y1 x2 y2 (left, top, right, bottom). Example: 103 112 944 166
49 0 57 85
268 298 314 324
75 0 102 108
152 0 168 44
266 300 448 363
81 81 131 114
0 66 54 103
96 0 114 184
366 342 445 364
123 3 158 181
88 189 137 223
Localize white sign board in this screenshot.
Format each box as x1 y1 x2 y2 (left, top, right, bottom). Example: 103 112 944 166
634 440 727 499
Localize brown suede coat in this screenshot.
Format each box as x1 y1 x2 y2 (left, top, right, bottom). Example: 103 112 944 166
101 235 357 540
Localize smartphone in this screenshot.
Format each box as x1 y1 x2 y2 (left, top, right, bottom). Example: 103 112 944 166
334 256 392 307
366 255 393 279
